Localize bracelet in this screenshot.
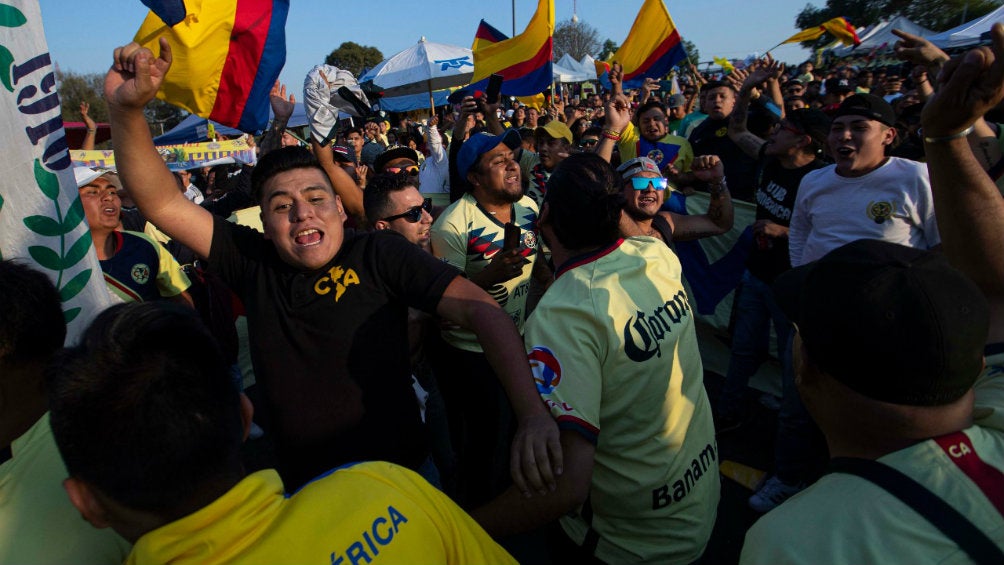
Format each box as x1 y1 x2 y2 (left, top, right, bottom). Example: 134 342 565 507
86 128 96 132
923 125 974 143
708 177 728 196
602 128 621 141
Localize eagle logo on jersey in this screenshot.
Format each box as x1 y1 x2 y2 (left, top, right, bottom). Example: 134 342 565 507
528 346 562 394
646 148 665 164
866 201 894 224
130 263 151 285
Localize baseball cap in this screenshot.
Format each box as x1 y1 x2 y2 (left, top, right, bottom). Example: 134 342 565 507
373 146 420 172
833 93 896 127
331 145 353 163
785 108 832 149
74 166 119 189
535 120 573 144
616 157 661 180
825 77 856 94
457 129 521 179
668 94 686 109
772 239 989 407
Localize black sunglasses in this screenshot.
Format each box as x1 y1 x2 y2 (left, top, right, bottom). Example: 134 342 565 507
382 198 432 223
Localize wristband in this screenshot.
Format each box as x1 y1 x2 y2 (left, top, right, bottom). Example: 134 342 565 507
923 125 974 143
602 128 622 141
86 128 96 133
709 177 728 196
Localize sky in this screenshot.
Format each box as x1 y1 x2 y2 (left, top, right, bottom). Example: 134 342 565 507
37 0 814 86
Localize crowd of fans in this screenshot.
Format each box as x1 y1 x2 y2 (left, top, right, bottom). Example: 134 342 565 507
3 23 1004 565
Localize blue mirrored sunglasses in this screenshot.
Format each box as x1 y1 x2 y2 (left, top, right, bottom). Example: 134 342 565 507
630 177 669 190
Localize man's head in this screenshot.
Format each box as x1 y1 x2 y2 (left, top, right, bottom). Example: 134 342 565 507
542 153 624 251
773 240 988 434
373 147 420 176
616 157 668 221
75 167 122 235
635 101 669 142
534 120 573 170
765 109 830 159
0 260 65 446
458 130 523 203
345 127 365 154
667 94 687 120
252 146 345 271
702 81 737 120
785 95 807 112
49 302 249 535
579 126 602 151
785 79 805 97
365 173 433 250
823 78 856 105
364 119 380 140
527 107 540 127
828 93 897 176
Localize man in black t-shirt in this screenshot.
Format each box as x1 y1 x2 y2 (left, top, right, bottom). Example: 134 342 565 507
721 67 832 512
102 40 562 494
688 81 759 201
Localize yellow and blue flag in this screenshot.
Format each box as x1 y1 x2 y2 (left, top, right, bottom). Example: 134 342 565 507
471 0 554 97
134 0 289 132
614 0 687 89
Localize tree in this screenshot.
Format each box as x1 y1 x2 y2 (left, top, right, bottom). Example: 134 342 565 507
554 18 602 60
325 41 384 77
680 39 700 68
58 69 185 140
600 39 619 60
795 0 1003 50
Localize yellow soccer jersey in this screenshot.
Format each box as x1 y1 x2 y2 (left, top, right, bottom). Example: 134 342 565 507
431 192 540 352
126 463 516 565
524 237 719 564
619 121 694 174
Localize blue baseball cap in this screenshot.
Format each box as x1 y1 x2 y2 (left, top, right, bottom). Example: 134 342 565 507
457 129 522 179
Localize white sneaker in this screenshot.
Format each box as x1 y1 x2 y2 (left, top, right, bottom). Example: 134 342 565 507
749 476 805 513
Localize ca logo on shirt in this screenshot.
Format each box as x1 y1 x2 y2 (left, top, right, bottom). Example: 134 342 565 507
314 265 360 302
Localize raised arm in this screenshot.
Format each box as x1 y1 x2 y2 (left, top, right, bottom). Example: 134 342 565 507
666 154 734 240
729 66 772 159
105 39 214 258
79 102 97 151
259 80 295 155
594 92 631 164
311 139 365 219
921 23 1004 341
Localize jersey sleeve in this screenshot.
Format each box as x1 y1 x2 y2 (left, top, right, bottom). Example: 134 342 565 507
430 209 469 272
524 298 604 444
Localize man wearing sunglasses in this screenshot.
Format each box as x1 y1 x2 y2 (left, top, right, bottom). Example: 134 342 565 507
616 156 734 243
374 147 423 187
365 173 434 251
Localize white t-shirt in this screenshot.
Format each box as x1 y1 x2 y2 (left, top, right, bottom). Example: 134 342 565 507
788 157 940 266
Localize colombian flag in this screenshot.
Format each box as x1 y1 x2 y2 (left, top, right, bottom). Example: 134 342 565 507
471 0 554 97
134 0 289 132
614 0 687 90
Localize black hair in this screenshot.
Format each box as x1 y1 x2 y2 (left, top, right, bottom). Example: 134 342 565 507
543 153 625 250
364 172 417 224
0 260 65 365
47 302 243 517
251 146 329 203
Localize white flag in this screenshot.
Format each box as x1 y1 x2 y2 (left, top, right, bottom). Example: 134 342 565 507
0 0 110 342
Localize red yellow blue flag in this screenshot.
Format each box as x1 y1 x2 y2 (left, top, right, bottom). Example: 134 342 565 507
472 19 508 52
613 0 687 89
781 17 861 47
471 0 554 97
134 0 289 132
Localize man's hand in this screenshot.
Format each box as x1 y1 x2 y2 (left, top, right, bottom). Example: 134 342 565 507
269 80 296 121
725 67 748 92
511 410 563 497
609 62 623 95
475 249 529 287
893 28 950 69
603 92 631 133
922 23 1004 138
106 38 172 110
692 154 724 184
79 101 96 129
753 218 788 239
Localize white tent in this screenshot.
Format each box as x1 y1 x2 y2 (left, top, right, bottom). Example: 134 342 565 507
928 4 1004 49
831 16 935 57
552 63 592 83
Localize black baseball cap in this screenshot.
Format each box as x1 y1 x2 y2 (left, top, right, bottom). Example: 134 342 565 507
373 147 420 173
833 93 896 127
785 108 831 149
773 239 988 406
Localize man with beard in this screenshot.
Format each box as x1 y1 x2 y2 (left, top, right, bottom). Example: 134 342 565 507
616 156 733 244
431 130 552 508
527 120 574 206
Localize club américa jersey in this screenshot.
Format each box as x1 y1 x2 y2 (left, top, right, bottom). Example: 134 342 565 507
431 192 539 352
100 230 191 303
618 121 694 174
524 237 719 564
